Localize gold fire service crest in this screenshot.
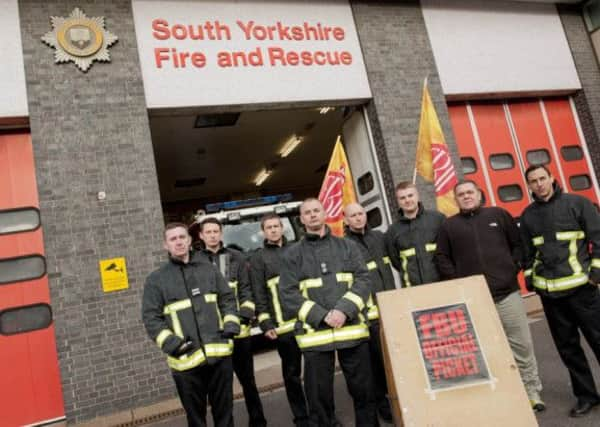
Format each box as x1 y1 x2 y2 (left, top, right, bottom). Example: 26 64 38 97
42 8 118 72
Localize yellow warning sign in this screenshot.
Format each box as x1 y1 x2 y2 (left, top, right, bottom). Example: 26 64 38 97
99 257 129 292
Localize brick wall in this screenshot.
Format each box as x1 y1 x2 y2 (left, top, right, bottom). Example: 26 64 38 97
351 0 461 214
558 5 600 180
19 0 174 422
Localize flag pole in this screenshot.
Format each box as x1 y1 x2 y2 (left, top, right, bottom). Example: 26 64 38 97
413 76 429 185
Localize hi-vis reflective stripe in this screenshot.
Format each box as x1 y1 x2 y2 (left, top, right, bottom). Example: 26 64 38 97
300 278 323 298
228 280 239 289
267 276 285 324
163 299 192 338
343 291 365 311
592 259 600 269
236 324 251 339
241 301 255 311
336 273 354 286
295 323 370 349
205 342 233 357
532 236 544 246
275 319 296 335
367 305 379 320
167 348 206 371
298 301 316 322
258 312 271 323
204 293 217 303
366 261 377 271
524 269 532 278
533 272 589 292
425 243 437 252
156 329 173 348
223 314 240 325
556 230 586 275
399 248 415 287
383 256 391 264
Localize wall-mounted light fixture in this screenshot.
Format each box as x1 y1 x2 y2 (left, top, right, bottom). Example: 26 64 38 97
279 135 303 158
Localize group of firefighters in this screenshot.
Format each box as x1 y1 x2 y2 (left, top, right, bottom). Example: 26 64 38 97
142 163 600 427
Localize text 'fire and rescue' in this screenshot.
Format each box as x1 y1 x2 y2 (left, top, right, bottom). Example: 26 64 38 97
151 19 353 69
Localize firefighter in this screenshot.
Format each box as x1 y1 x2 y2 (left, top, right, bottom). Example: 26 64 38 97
384 182 445 287
249 213 309 427
434 180 545 412
142 223 240 427
279 198 378 426
343 203 395 423
520 164 600 417
194 217 267 427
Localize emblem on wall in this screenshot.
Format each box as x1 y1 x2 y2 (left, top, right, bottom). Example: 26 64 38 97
41 8 118 72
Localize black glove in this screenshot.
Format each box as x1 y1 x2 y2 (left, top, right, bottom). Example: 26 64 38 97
171 340 194 357
222 330 236 339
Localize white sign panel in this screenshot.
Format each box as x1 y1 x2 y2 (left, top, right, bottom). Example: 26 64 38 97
0 0 28 118
422 0 581 96
132 0 372 109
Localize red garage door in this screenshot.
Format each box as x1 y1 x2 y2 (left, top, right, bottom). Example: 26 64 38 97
0 132 65 426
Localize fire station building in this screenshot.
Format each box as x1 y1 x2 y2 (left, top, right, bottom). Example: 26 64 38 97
2 0 600 425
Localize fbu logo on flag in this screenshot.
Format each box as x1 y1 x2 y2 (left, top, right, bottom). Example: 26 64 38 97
319 167 346 221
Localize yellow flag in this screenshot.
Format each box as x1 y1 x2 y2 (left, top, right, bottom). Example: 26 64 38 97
318 138 357 236
416 81 459 216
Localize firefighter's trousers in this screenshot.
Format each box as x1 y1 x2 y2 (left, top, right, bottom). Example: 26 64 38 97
276 332 309 425
303 341 378 427
172 356 234 427
233 336 267 427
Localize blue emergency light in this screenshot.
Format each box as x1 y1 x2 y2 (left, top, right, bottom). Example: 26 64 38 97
205 193 293 213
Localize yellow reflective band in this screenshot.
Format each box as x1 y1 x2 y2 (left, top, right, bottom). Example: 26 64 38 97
163 299 192 314
167 348 206 371
258 313 271 323
204 293 217 303
556 231 585 240
295 323 370 349
298 301 316 322
336 273 354 286
524 269 532 277
300 278 323 290
228 280 238 289
275 319 296 335
156 329 173 348
592 259 600 269
235 324 251 339
533 272 589 292
400 248 416 257
367 305 380 320
568 238 583 274
223 314 240 325
343 291 365 311
205 342 233 357
267 275 284 324
383 256 391 264
241 300 256 311
532 236 544 246
366 294 375 308
425 243 437 252
366 261 377 271
267 276 279 287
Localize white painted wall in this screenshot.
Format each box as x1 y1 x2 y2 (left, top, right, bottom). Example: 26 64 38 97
421 0 581 97
132 0 372 109
0 0 28 118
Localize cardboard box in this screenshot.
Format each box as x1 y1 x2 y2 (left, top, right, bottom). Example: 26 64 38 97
377 275 537 427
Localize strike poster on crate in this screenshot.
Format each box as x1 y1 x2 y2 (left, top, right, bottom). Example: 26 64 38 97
377 275 538 427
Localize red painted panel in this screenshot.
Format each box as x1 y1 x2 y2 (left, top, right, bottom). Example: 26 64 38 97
470 102 530 218
507 99 564 187
447 103 493 203
543 98 598 204
0 132 65 426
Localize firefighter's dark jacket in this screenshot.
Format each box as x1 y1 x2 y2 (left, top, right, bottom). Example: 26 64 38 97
142 252 240 372
194 242 256 325
434 206 521 302
278 227 371 352
520 184 600 298
344 226 396 320
249 237 296 335
384 203 445 287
